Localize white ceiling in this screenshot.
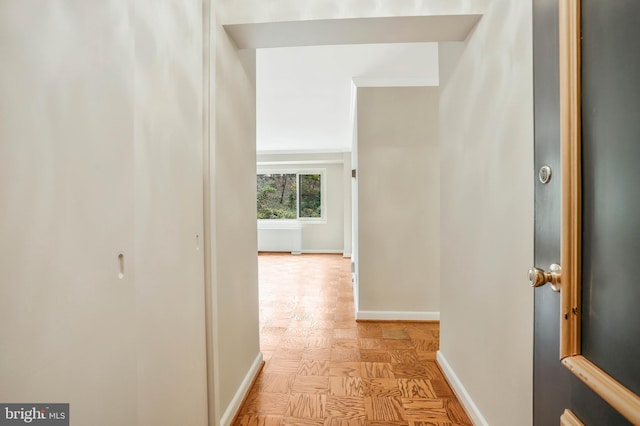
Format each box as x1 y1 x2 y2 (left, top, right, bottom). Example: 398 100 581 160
256 42 439 153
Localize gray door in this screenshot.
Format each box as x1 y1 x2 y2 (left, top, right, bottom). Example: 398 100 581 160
533 0 640 424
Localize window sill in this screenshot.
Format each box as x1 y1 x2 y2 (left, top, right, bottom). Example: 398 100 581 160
257 219 327 229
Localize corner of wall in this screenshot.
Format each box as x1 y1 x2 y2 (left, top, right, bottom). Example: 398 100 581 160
219 353 264 426
436 351 489 426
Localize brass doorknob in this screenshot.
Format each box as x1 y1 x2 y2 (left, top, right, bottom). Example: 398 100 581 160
528 264 561 292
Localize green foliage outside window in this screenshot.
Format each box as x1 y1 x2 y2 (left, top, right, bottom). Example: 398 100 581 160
257 173 322 219
299 174 321 218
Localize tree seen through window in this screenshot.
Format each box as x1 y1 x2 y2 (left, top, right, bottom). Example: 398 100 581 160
299 174 321 218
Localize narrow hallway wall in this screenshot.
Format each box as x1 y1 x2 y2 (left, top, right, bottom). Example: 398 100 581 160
438 1 534 424
210 3 260 424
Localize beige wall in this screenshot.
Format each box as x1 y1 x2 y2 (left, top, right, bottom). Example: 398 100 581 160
133 1 208 423
357 87 440 317
0 1 207 425
438 0 534 424
210 3 261 423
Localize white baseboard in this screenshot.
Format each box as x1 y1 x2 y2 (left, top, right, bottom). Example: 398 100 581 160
343 252 352 258
436 351 488 426
220 352 264 426
355 310 440 321
301 249 343 254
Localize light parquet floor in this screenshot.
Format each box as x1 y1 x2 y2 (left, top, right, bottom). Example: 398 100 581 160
233 253 472 426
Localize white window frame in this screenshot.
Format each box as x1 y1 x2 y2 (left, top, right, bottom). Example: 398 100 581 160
256 168 326 225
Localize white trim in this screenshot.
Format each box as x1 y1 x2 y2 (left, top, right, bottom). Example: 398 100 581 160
257 160 343 166
352 76 439 88
257 148 350 156
256 169 326 223
343 252 352 258
258 219 327 226
220 352 264 426
257 222 302 230
350 82 359 321
355 310 440 321
352 268 359 315
436 351 488 426
301 249 344 254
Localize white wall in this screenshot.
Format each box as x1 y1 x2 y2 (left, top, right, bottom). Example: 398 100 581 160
209 2 261 423
0 2 207 425
437 0 534 424
257 44 439 153
257 153 347 254
133 1 208 423
356 87 440 319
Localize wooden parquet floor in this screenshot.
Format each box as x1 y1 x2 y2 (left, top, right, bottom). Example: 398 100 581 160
233 253 472 426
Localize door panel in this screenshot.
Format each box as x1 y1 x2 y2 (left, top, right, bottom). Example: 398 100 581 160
533 0 640 424
580 0 640 396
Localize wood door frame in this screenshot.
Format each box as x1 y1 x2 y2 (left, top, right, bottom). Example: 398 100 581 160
558 0 640 422
561 409 584 426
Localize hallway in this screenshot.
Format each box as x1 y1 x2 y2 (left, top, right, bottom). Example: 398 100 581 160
234 254 472 425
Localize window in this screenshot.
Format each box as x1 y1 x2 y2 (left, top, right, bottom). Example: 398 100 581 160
298 174 321 218
257 172 323 220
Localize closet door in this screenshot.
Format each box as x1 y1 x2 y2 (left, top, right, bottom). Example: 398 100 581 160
0 2 137 425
